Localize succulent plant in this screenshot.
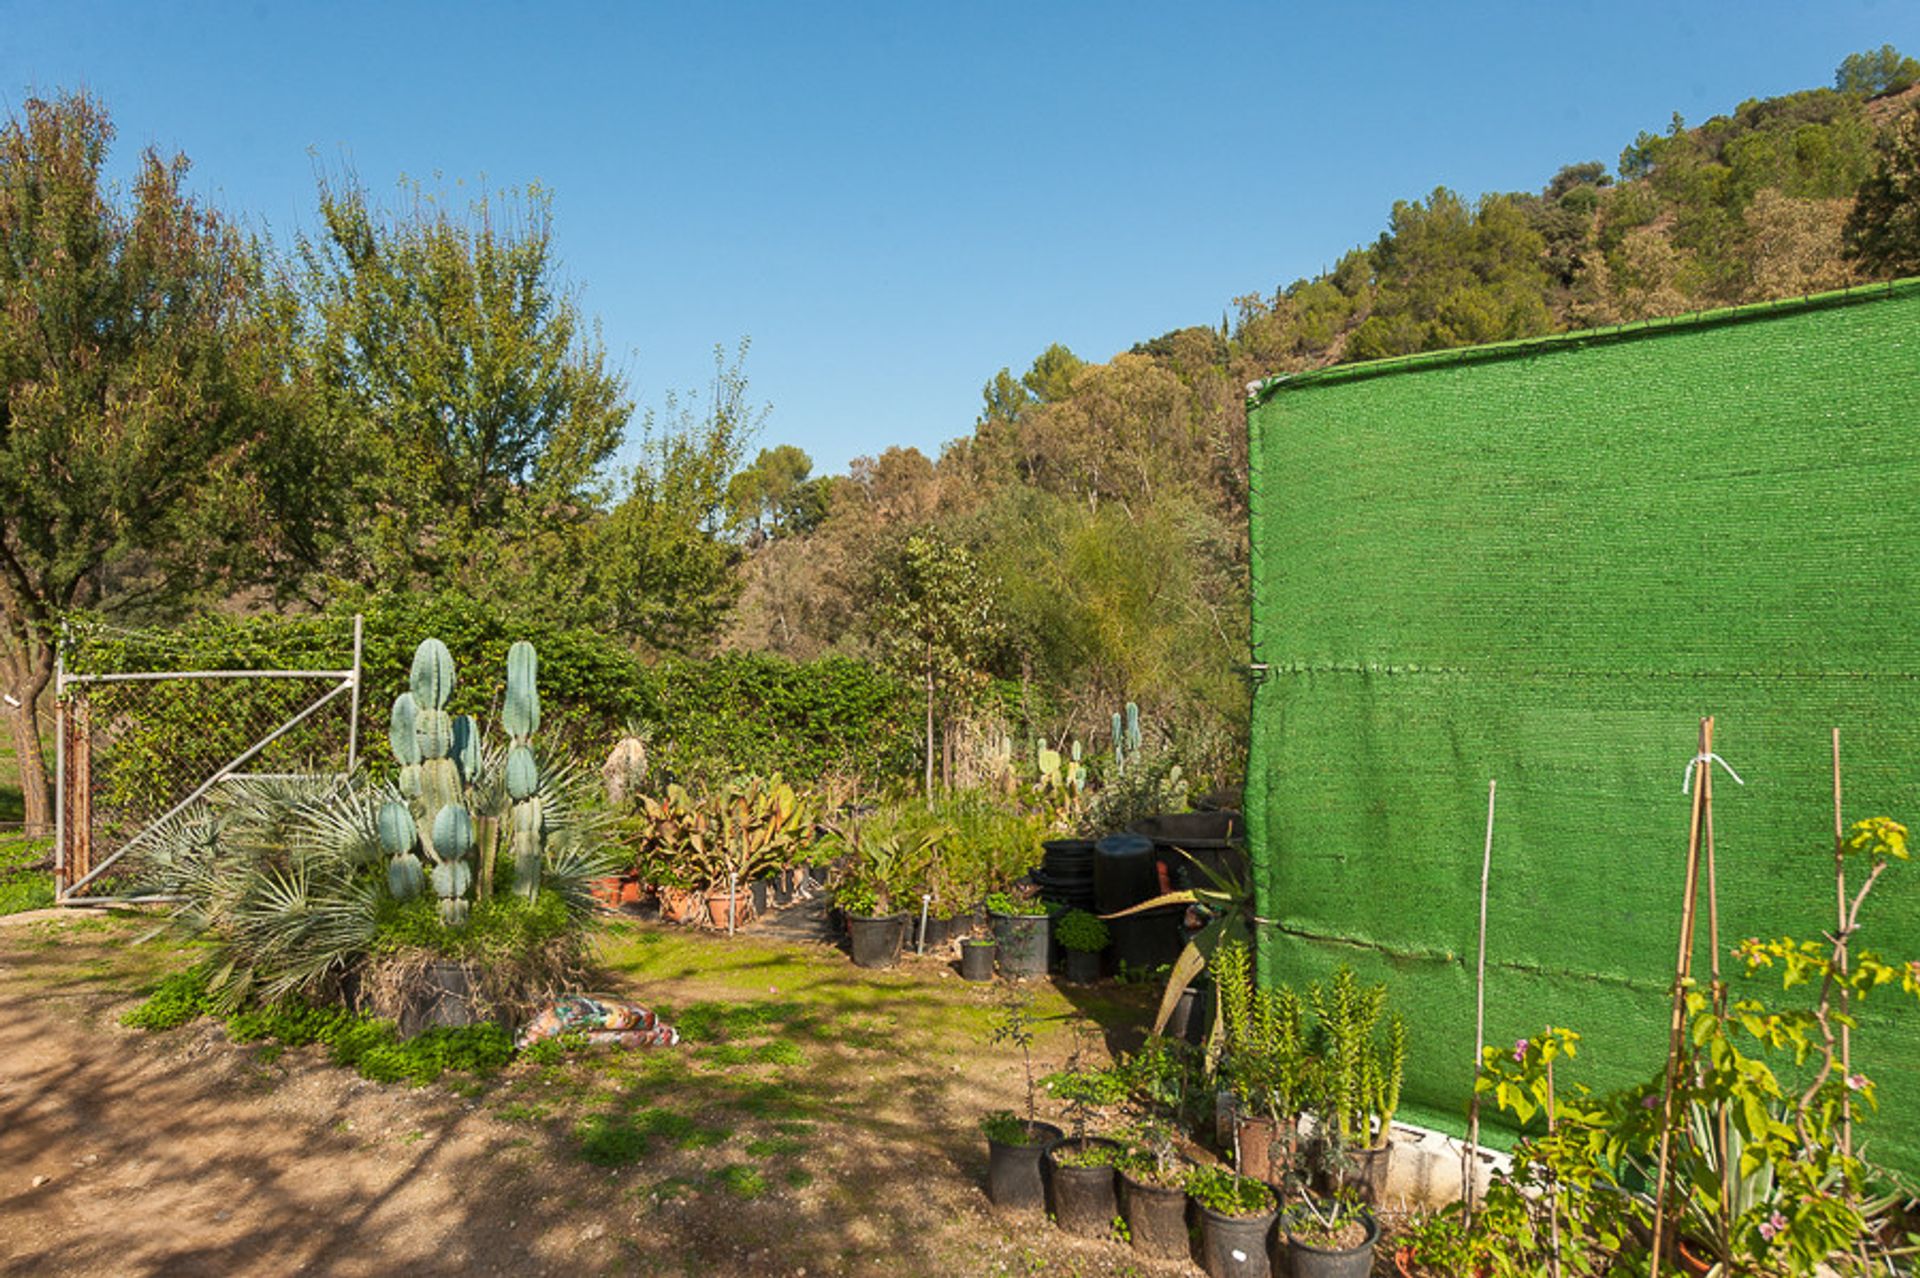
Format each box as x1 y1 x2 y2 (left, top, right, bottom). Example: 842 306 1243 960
385 637 548 925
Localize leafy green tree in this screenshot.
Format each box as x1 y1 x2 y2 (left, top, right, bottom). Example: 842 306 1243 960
725 443 827 544
0 94 332 829
298 174 629 602
1843 110 1920 278
1835 45 1920 97
592 341 762 653
1021 343 1084 403
870 533 1002 798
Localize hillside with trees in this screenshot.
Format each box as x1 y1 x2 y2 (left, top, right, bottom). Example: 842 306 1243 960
5 50 1920 825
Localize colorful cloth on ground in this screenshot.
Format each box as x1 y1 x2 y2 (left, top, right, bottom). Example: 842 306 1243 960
516 995 679 1049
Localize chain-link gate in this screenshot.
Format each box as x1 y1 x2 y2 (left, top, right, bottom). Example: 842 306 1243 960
55 616 364 904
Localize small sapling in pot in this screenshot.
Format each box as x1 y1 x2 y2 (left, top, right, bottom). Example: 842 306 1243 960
1186 1163 1280 1278
981 992 1062 1211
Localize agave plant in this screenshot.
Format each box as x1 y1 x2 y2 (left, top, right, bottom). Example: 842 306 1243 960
1104 847 1254 1065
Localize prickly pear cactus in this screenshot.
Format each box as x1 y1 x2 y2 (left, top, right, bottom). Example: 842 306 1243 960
503 640 545 901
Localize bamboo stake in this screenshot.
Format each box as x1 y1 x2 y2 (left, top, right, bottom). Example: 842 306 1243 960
1651 716 1713 1278
1463 778 1497 1222
1546 1051 1562 1278
1701 724 1733 1243
1833 728 1852 1158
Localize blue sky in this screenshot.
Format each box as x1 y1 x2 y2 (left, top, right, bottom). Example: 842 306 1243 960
3 2 1914 477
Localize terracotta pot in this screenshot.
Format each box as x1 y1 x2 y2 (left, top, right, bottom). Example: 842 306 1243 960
618 878 645 908
589 875 624 908
705 886 750 930
1675 1239 1714 1277
1235 1112 1298 1188
658 886 698 924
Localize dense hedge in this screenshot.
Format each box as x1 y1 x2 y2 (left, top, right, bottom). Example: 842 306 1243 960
65 599 917 794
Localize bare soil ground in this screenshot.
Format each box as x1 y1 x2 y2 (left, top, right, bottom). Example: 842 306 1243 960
0 907 1230 1278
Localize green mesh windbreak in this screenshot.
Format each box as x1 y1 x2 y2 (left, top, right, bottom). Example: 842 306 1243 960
1245 281 1920 1170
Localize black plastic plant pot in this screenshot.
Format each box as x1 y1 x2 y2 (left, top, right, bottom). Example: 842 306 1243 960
989 910 1050 978
985 1121 1064 1212
748 878 772 915
1119 1169 1190 1260
1196 1199 1278 1278
960 939 996 981
1063 947 1102 985
1043 1137 1122 1238
847 912 909 969
1283 1209 1378 1278
920 910 971 950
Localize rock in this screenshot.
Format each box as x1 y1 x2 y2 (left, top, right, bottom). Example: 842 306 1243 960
31 1175 49 1188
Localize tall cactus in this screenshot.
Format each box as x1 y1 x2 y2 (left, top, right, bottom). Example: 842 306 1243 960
387 637 534 927
503 640 545 900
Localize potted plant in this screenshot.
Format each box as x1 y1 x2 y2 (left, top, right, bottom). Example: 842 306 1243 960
1055 908 1109 984
960 922 997 981
1185 1163 1279 1278
1115 1122 1192 1261
1215 939 1313 1186
1044 1135 1124 1238
1282 1189 1378 1278
1308 966 1405 1206
834 821 938 969
986 884 1051 979
981 993 1062 1212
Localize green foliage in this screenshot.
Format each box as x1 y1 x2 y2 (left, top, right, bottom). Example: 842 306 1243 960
591 340 761 652
1051 1141 1120 1169
1053 909 1110 954
870 533 1004 796
625 774 820 894
298 172 629 604
1845 109 1920 278
980 1110 1040 1146
0 837 52 915
124 971 514 1086
1041 1065 1129 1108
1215 940 1312 1122
0 92 338 827
372 889 573 959
1184 1163 1275 1217
122 965 215 1031
1836 45 1920 97
1308 965 1402 1147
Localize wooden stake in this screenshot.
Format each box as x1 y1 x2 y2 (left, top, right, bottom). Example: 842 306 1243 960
1546 1052 1562 1278
1651 716 1713 1278
1463 779 1497 1222
1702 724 1732 1240
1833 728 1852 1158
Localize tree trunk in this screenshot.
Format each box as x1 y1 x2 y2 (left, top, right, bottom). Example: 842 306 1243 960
923 664 934 803
4 644 55 834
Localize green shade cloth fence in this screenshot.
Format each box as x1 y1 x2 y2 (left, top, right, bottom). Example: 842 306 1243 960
1245 280 1920 1170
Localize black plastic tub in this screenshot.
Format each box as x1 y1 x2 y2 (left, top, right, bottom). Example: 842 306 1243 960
1196 1197 1278 1278
985 1121 1063 1212
1043 1137 1122 1238
960 939 996 981
1063 947 1102 984
1119 1169 1189 1260
1282 1209 1378 1278
990 910 1050 978
847 913 909 969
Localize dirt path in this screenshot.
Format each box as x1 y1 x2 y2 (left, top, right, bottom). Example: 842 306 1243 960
0 912 1195 1277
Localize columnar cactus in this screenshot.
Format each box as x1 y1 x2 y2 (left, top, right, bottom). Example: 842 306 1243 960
384 637 527 927
502 640 544 901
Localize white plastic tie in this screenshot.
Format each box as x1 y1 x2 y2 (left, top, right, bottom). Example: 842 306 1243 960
1682 752 1745 795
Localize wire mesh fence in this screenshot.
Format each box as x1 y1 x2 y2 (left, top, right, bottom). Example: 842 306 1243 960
57 620 361 902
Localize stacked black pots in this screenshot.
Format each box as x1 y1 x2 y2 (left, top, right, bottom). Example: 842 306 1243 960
1095 832 1182 972
1035 839 1097 913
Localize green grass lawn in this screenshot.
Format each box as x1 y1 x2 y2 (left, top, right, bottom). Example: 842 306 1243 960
0 731 24 826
